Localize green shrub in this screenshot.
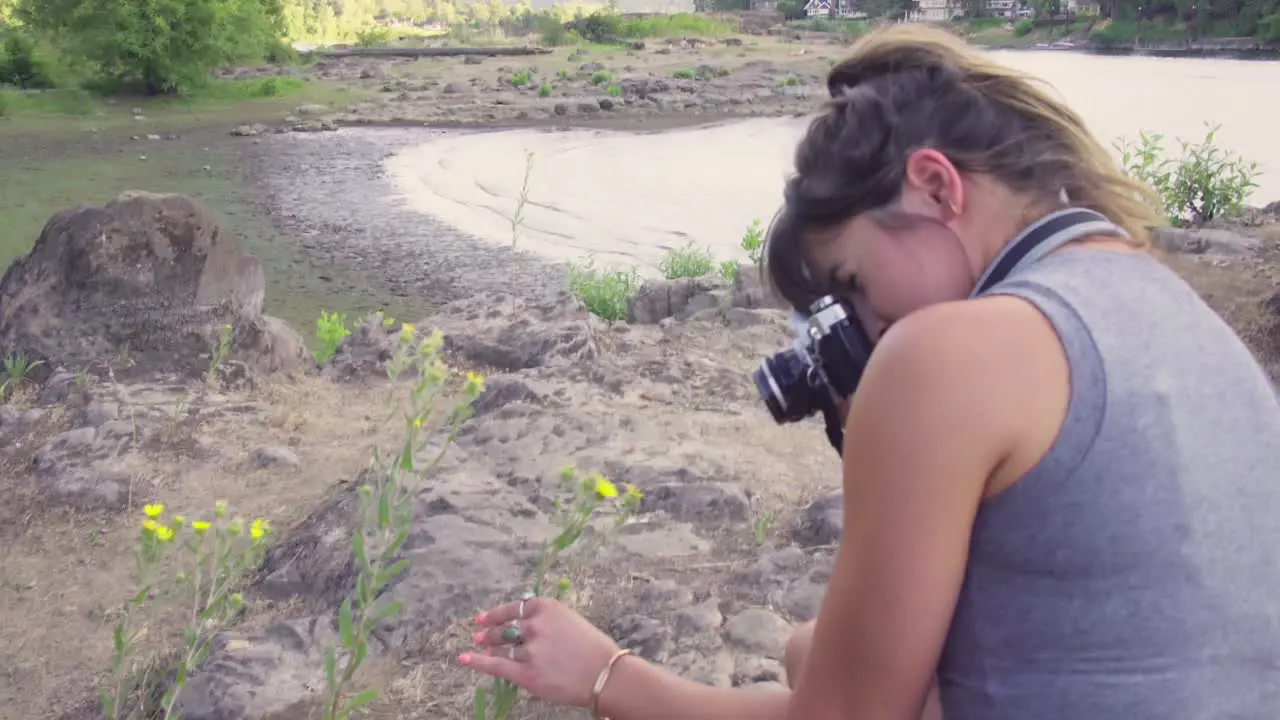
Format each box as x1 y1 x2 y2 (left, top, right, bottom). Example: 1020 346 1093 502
538 82 551 97
313 310 351 364
740 218 764 265
0 27 61 89
660 243 715 280
1014 18 1034 36
605 84 621 97
672 67 695 79
1115 123 1261 226
509 70 530 87
354 26 393 47
589 70 611 85
567 261 639 322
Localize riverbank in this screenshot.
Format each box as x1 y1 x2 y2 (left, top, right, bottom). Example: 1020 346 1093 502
2 119 1280 719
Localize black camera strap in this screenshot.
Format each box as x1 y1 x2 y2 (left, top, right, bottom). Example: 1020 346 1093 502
971 207 1128 297
823 207 1126 456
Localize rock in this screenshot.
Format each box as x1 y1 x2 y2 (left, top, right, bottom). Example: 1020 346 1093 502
792 492 842 547
611 614 670 661
32 427 130 509
294 103 329 116
441 82 464 94
321 314 399 381
230 124 266 137
676 597 724 634
639 482 750 523
734 656 786 686
435 295 599 372
723 608 792 658
628 276 725 324
0 404 20 431
83 399 120 427
251 444 301 470
1154 226 1261 256
0 192 307 380
463 54 484 65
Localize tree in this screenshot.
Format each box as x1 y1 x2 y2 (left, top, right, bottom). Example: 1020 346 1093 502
22 0 286 94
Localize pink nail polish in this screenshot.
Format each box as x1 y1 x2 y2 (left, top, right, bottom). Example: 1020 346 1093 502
472 632 484 644
458 653 471 666
475 612 487 624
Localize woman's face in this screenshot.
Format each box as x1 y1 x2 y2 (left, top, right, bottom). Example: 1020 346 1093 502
802 150 1019 339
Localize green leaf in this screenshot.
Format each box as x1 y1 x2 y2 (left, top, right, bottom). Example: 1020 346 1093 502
345 688 379 712
371 599 404 623
378 487 391 529
352 532 368 572
473 687 488 720
375 559 410 589
338 598 355 648
324 648 337 690
358 571 372 607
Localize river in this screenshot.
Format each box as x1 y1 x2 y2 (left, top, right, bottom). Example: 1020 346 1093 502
385 50 1279 275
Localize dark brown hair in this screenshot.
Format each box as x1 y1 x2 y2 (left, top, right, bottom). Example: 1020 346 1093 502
764 24 1164 313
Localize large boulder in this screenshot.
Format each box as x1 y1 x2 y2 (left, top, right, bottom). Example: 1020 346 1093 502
0 192 306 380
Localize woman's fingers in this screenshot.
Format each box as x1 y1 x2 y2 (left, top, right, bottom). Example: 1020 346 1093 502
472 620 534 648
458 651 527 686
475 595 544 628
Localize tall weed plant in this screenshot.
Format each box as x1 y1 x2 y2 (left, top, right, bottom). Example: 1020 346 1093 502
322 318 485 720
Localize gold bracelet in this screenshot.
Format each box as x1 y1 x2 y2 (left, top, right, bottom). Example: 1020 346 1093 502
590 648 634 720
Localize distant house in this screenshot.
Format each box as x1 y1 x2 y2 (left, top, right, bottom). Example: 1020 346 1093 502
908 0 963 21
751 0 780 10
804 0 832 15
803 0 859 15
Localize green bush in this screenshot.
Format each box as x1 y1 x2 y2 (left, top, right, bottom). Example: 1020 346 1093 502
1115 123 1261 226
0 27 61 89
660 243 715 280
354 26 393 48
1014 18 1034 36
567 261 639 323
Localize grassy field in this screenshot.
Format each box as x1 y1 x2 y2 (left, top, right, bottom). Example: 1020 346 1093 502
0 74 425 336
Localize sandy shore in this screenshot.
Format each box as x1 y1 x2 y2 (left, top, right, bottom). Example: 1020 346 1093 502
384 117 806 273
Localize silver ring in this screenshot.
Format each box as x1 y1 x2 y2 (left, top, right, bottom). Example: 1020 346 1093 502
508 645 516 660
519 591 535 619
501 621 523 645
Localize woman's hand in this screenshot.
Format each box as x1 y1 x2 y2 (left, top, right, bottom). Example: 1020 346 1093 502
458 595 620 708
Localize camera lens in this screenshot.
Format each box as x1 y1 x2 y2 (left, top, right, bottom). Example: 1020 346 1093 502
753 349 816 424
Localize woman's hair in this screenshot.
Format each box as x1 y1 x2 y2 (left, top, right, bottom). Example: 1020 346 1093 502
764 24 1165 313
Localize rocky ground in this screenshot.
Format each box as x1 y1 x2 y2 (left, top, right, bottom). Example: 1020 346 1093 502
2 135 1280 720
225 34 848 135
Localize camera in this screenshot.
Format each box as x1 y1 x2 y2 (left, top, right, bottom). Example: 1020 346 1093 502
753 295 875 429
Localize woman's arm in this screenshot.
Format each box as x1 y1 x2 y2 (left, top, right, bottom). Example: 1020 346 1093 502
786 297 1055 720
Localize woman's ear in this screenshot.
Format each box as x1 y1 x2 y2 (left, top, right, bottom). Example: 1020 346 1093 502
903 149 965 218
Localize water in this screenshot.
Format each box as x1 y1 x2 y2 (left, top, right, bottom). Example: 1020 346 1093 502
386 51 1280 274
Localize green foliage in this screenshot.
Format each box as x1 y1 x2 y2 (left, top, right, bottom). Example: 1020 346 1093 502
508 69 530 86
537 82 551 97
324 322 483 720
660 242 715 280
718 259 740 283
1014 18 1034 35
613 13 735 38
777 0 809 20
22 0 288 95
567 260 639 323
0 26 58 88
0 351 43 401
740 218 764 265
775 74 800 87
589 70 610 85
1115 123 1261 226
604 83 621 97
672 67 695 79
354 25 392 47
314 310 351 364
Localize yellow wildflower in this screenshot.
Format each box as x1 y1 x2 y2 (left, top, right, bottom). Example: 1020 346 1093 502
249 518 270 540
465 371 485 395
223 324 232 331
399 323 416 344
171 515 186 528
143 503 165 519
413 417 423 429
626 484 643 500
142 519 159 534
192 520 211 534
231 592 244 606
593 475 618 499
155 526 175 542
214 500 227 519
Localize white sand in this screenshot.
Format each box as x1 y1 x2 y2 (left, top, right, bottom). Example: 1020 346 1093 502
384 117 809 275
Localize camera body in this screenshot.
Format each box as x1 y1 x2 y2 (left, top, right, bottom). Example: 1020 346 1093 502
753 295 875 428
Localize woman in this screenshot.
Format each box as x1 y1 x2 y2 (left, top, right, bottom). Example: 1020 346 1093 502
460 24 1280 719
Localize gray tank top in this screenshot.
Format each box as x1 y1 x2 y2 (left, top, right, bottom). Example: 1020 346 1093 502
937 248 1280 719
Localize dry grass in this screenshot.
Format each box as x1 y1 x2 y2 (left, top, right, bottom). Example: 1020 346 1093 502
0 375 406 720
